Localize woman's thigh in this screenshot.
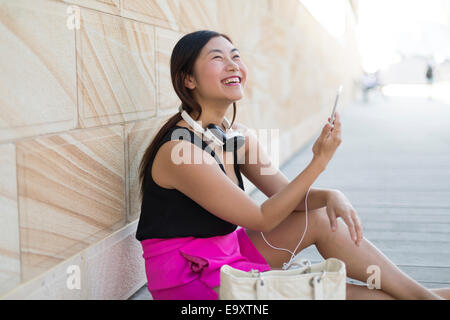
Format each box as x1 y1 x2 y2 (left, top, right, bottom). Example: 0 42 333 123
246 207 330 269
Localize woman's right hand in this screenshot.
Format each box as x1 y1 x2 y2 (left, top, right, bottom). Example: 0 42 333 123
312 111 342 168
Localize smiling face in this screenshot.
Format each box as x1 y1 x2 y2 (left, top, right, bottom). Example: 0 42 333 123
184 36 248 105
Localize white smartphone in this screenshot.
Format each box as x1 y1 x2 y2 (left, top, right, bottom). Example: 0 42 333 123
329 85 343 125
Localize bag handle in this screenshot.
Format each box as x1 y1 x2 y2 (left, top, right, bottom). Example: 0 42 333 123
311 271 326 300
255 275 267 300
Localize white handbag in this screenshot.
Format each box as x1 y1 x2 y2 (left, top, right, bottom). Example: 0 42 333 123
219 188 347 300
219 257 346 300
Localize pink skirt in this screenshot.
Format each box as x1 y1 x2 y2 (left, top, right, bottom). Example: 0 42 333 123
140 227 271 300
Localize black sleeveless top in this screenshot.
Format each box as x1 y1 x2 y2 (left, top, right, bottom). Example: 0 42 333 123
135 125 244 240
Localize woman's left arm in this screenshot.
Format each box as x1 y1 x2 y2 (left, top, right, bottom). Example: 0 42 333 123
323 189 364 246
293 187 331 212
235 121 363 245
234 121 333 212
296 187 363 246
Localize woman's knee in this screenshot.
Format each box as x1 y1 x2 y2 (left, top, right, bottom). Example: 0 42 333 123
308 207 331 231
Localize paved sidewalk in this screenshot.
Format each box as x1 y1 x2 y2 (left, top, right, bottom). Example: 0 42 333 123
130 95 450 299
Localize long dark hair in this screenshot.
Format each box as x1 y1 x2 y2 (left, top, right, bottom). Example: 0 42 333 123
138 30 238 201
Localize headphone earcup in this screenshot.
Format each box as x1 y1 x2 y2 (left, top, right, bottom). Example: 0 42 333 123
205 123 227 145
223 136 245 153
205 123 245 152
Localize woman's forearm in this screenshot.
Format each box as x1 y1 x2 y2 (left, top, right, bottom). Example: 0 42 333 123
293 187 333 212
260 157 326 232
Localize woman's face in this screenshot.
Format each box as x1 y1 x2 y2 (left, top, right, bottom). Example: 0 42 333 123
185 36 248 105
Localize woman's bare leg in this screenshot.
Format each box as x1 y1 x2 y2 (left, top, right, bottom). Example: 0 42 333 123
246 207 446 300
316 217 443 299
430 288 450 299
346 284 450 300
346 283 395 300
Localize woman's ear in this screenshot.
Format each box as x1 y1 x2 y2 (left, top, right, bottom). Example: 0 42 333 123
183 72 196 90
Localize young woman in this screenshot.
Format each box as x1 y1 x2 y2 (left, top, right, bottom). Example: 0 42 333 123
135 30 450 300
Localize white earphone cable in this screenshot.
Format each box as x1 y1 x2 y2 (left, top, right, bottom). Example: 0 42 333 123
260 187 311 270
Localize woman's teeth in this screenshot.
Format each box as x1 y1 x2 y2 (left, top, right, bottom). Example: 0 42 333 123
222 77 241 86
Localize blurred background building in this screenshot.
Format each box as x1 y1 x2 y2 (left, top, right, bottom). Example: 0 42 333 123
355 0 450 102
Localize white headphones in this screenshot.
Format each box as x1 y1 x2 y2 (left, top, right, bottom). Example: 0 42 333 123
178 106 245 152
